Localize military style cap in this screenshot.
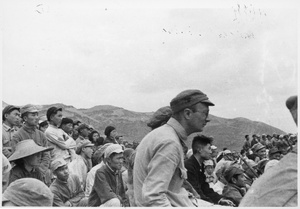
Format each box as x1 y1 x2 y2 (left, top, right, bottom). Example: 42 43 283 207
251 143 265 153
104 144 123 158
50 158 67 172
77 123 90 132
20 104 38 115
147 106 172 129
224 166 244 182
76 139 94 155
170 89 214 113
2 105 20 119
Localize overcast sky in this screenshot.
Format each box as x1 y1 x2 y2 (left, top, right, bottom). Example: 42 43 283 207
1 0 298 133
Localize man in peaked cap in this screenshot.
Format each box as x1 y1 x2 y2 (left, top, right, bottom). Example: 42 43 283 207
89 144 128 207
222 166 246 206
50 158 88 206
134 89 215 207
85 143 113 196
2 105 21 158
68 139 94 191
11 104 52 185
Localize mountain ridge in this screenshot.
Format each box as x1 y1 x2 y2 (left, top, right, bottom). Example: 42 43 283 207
2 101 287 151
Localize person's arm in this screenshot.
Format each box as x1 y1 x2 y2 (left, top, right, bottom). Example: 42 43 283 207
51 189 70 207
45 131 69 150
142 140 180 207
39 133 51 174
68 176 86 206
11 132 21 152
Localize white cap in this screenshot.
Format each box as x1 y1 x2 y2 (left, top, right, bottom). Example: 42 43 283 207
211 145 217 150
223 150 231 154
104 144 123 158
204 159 214 167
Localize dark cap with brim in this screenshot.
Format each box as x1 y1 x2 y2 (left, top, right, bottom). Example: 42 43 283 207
3 105 20 118
170 89 214 113
76 139 94 154
224 166 244 182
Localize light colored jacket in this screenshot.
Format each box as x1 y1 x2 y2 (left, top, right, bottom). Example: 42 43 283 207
133 118 194 207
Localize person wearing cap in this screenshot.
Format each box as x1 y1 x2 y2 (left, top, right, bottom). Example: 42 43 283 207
2 105 21 158
147 106 173 130
49 158 88 206
103 125 119 145
204 159 217 187
263 147 281 172
210 145 218 167
8 139 53 185
68 139 94 191
133 89 216 207
59 117 77 161
222 166 246 206
251 142 266 163
185 135 235 206
214 149 234 177
38 115 48 133
240 95 298 207
241 159 258 188
45 106 72 163
2 178 54 206
89 144 129 207
85 143 113 196
76 123 90 144
11 104 51 184
2 154 12 193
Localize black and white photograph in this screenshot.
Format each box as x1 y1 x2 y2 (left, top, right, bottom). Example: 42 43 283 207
1 0 298 207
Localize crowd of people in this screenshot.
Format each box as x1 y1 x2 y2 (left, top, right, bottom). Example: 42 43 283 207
2 89 298 207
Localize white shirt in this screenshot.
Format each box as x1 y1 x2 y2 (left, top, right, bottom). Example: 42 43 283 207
85 161 104 196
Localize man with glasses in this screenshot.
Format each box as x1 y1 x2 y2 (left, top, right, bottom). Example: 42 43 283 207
133 89 214 207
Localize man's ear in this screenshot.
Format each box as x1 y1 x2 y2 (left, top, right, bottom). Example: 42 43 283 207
183 108 192 119
231 177 237 184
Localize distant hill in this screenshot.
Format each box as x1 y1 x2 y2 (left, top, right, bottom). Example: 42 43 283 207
2 102 286 151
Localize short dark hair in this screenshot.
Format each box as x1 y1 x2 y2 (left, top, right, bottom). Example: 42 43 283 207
245 135 249 138
192 135 213 155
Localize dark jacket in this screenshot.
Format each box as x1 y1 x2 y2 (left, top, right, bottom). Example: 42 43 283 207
222 183 245 206
88 164 128 207
184 155 222 204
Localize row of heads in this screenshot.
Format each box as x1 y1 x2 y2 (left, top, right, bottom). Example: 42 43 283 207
4 89 215 128
6 139 124 168
245 133 297 139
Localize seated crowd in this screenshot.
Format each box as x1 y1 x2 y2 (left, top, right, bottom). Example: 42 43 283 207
1 91 298 207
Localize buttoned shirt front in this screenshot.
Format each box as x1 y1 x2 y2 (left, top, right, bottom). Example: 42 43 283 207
2 123 17 157
50 174 85 206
